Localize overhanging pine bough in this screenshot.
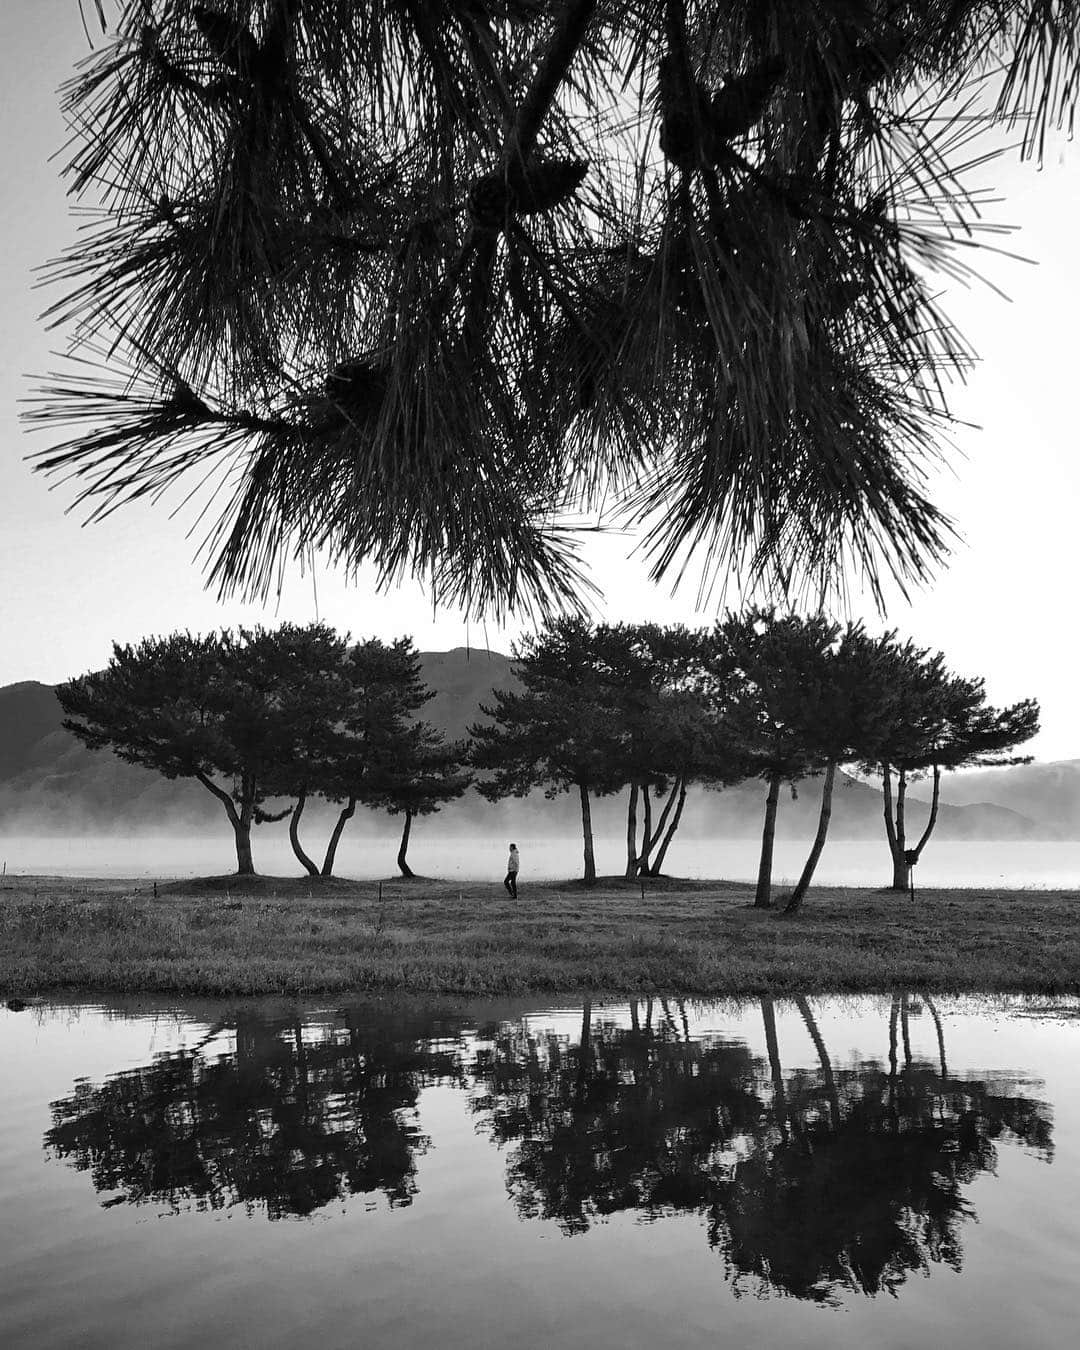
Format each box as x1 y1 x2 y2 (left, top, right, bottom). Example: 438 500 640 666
28 1 1080 613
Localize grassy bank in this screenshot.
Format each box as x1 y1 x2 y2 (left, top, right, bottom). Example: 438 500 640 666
2 872 1078 999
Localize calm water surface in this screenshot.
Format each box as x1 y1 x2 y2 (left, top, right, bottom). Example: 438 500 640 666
1 993 1077 1349
7 834 1080 888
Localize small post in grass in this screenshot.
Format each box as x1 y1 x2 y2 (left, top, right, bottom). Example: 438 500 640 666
905 849 918 902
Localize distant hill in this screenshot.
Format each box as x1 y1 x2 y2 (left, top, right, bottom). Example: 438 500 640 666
0 649 518 833
909 761 1080 838
0 653 1062 842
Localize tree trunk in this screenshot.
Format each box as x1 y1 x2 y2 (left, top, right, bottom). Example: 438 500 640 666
288 789 320 878
784 761 836 913
233 814 255 876
882 760 898 851
638 784 653 875
654 779 679 837
887 993 901 1125
649 779 687 876
754 771 782 908
195 771 255 875
321 796 357 876
890 767 910 889
912 763 942 865
625 781 639 879
574 996 593 1107
900 992 913 1070
795 995 840 1127
925 994 948 1080
578 783 596 885
396 811 415 878
882 762 909 890
761 995 787 1137
236 786 255 876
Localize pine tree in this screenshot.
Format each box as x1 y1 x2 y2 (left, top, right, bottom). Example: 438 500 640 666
57 624 340 875
362 723 472 877
30 2 1080 616
471 618 625 884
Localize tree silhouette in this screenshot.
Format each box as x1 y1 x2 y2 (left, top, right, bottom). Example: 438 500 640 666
869 646 1040 890
716 610 840 908
57 624 342 875
471 618 628 883
301 636 435 876
362 722 472 877
781 626 902 912
710 994 1053 1302
467 994 1054 1303
45 1006 469 1219
31 2 1080 616
469 998 763 1233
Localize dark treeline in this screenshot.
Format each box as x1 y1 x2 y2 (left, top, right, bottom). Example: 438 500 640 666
56 612 1037 904
472 612 1038 906
46 996 1053 1304
57 625 471 879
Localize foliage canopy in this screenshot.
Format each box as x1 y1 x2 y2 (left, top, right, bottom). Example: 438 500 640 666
31 1 1080 615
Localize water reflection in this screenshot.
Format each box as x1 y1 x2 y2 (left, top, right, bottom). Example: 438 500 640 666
46 1007 466 1218
45 995 1053 1303
469 994 1052 1302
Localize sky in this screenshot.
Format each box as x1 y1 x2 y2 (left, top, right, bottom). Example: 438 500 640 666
1 1 1078 760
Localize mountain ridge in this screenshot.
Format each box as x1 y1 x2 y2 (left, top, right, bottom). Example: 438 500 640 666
0 654 1068 841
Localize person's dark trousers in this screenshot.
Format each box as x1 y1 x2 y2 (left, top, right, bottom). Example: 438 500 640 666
503 872 517 898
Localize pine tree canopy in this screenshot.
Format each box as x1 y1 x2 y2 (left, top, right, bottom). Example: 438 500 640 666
28 1 1080 615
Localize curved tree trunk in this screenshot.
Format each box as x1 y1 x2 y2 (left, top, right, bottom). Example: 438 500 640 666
648 779 687 876
289 789 320 878
911 763 942 866
644 778 681 875
795 995 840 1127
754 771 782 909
785 761 836 913
321 796 357 877
578 783 597 884
624 781 639 880
396 810 415 878
925 994 948 1080
196 771 255 875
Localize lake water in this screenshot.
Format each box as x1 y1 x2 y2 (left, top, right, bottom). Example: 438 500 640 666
2 993 1077 1348
4 833 1080 889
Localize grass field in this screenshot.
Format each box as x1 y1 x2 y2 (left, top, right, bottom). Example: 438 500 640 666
2 871 1078 1000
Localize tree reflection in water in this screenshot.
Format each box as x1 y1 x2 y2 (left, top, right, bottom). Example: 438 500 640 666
469 994 1053 1303
45 1007 467 1219
45 995 1053 1303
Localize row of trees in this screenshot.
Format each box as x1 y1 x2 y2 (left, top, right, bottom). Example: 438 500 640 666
472 614 1039 908
58 625 470 878
59 614 1038 906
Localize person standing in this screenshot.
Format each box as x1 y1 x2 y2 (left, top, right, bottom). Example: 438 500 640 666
503 842 520 898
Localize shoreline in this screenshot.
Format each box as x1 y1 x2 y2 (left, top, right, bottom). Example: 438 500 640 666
3 872 1079 1000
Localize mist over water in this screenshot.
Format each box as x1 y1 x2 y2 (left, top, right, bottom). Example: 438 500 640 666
4 832 1080 889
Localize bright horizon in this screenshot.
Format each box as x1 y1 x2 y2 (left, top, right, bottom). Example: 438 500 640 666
2 1 1078 760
